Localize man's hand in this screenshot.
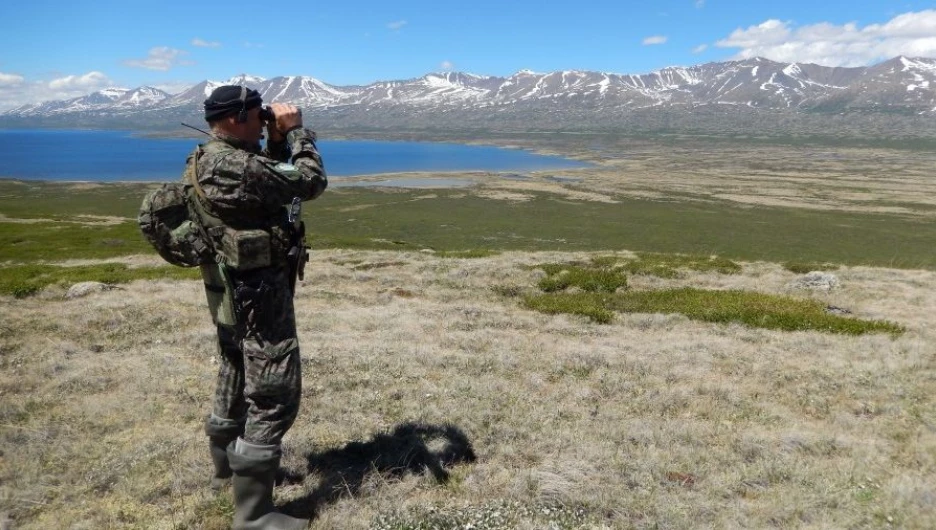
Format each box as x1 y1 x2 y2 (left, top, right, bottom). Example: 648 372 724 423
266 103 303 143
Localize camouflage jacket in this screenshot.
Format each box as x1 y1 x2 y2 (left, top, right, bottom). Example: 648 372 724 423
185 128 327 263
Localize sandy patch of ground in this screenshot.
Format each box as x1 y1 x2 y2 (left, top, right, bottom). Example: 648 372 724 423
473 190 535 202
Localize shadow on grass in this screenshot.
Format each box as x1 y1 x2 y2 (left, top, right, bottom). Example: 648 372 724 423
280 422 477 520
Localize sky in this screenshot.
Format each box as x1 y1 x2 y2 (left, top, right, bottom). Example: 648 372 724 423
1 0 935 111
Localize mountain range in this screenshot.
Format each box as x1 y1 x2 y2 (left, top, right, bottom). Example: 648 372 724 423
3 56 936 137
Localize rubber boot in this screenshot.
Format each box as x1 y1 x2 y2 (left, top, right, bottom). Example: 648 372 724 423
228 438 308 530
204 414 244 490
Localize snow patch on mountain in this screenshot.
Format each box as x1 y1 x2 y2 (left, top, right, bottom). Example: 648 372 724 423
3 57 936 120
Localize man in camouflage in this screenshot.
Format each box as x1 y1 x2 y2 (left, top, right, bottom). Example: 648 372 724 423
191 85 326 529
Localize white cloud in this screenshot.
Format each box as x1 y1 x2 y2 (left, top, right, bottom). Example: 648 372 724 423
440 60 454 71
695 0 705 8
387 20 407 31
692 44 708 54
0 85 44 111
719 19 790 48
871 10 936 38
0 71 115 112
643 35 668 45
0 72 25 86
123 47 191 71
48 71 111 90
192 38 221 48
715 10 936 66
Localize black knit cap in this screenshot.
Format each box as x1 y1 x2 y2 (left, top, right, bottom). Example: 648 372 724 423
204 85 262 122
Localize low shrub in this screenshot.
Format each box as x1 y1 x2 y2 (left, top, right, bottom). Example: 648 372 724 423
524 287 904 335
536 263 628 293
523 292 615 324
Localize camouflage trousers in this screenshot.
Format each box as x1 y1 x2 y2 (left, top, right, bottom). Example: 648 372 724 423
209 264 302 445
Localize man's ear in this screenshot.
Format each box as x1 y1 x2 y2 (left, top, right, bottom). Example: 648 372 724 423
216 115 238 132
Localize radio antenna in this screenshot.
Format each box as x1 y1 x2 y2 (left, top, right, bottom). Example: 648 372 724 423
181 122 211 136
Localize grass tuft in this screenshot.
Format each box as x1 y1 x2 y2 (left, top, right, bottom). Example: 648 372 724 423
784 261 841 274
524 287 904 334
598 252 742 278
351 261 406 271
490 284 523 298
524 257 896 334
436 249 500 258
523 292 615 323
536 263 628 293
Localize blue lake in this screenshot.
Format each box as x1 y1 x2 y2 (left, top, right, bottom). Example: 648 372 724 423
0 129 588 182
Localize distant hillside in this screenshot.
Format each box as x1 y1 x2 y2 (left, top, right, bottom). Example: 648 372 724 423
3 56 936 138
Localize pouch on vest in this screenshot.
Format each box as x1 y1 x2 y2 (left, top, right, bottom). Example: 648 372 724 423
210 227 271 271
200 263 236 326
184 143 271 271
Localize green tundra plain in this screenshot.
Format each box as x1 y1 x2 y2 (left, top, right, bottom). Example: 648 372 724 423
0 132 934 529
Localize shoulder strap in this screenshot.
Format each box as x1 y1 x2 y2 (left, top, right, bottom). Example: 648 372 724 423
186 146 208 201
184 145 225 230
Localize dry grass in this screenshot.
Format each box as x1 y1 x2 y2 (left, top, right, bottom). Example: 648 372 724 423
0 213 125 226
1 249 934 529
11 135 933 218
414 137 936 218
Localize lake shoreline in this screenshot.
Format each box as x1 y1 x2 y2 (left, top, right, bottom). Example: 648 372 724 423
0 129 591 182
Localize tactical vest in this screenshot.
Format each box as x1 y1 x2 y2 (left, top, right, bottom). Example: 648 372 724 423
187 140 297 327
187 140 293 271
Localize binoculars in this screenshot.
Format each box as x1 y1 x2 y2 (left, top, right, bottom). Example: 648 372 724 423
258 106 275 122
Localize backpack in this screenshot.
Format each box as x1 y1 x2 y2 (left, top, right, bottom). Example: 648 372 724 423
138 160 215 267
